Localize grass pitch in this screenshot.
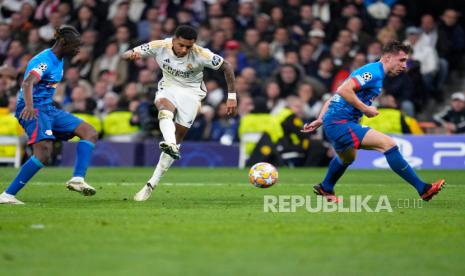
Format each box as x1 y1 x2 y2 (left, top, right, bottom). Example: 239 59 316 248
0 167 464 276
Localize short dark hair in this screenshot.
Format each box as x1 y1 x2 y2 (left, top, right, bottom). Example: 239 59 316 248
55 25 80 42
174 25 197 40
382 40 411 55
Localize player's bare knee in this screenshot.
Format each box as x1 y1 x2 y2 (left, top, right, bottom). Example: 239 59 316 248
158 110 174 120
383 137 397 152
34 142 53 165
85 126 98 143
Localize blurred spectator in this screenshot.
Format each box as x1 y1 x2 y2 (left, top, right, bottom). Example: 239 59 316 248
437 9 465 71
235 1 255 39
0 23 12 63
137 7 160 42
210 102 239 144
314 56 335 92
205 79 224 108
240 28 260 61
248 41 279 80
34 0 60 24
367 40 382 63
9 12 33 42
346 16 372 48
4 40 31 74
298 43 318 76
308 29 328 61
312 0 334 24
404 26 441 99
56 2 72 24
38 11 62 42
297 82 323 120
61 67 93 107
433 92 465 134
274 64 303 98
223 40 248 73
25 28 46 56
0 65 18 98
264 81 286 115
291 4 313 41
72 5 99 34
383 72 415 117
91 41 128 90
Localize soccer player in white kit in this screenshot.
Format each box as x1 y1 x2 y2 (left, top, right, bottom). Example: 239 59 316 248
122 25 237 201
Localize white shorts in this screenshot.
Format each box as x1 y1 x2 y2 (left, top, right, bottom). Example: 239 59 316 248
155 82 205 128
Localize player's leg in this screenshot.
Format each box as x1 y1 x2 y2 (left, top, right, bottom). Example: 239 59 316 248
361 129 445 200
135 122 192 201
155 97 180 159
134 98 196 202
1 109 53 204
53 110 97 196
321 148 356 192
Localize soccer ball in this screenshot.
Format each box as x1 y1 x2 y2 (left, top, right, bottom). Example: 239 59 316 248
248 162 278 188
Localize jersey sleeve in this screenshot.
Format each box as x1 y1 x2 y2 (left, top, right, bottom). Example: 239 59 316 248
133 40 166 58
195 46 224 70
25 56 51 81
350 65 382 91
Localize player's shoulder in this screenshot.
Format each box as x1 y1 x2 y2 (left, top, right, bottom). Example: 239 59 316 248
31 49 52 62
351 62 383 80
192 43 215 59
148 38 172 49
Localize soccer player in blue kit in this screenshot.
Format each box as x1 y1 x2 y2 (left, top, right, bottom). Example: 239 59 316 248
302 41 445 202
0 26 98 204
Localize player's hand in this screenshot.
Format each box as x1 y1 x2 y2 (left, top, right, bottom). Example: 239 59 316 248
363 106 379 118
122 50 141 60
226 99 237 116
301 119 323 133
19 105 37 121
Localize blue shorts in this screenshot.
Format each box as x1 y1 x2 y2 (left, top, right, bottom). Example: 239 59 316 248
16 105 82 145
323 118 371 153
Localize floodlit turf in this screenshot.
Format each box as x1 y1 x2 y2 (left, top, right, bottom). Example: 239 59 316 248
0 167 464 276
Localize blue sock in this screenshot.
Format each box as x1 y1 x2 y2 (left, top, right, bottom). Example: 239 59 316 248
384 146 426 194
73 140 95 178
5 156 44 196
321 156 349 193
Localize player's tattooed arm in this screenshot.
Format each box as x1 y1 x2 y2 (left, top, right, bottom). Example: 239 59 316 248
219 60 237 115
19 73 40 120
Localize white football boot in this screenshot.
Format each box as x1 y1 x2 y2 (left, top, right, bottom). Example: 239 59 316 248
134 183 155 202
66 177 96 196
159 141 180 160
0 192 25 205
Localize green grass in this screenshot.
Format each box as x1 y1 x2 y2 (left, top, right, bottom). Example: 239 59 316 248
0 167 464 276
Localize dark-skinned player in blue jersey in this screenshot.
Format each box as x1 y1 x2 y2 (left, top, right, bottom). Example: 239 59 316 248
0 25 98 204
302 41 445 203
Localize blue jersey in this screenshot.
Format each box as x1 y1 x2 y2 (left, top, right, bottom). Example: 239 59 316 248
17 48 64 107
324 61 385 122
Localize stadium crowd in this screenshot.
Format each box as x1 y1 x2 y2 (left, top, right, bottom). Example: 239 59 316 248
0 0 464 166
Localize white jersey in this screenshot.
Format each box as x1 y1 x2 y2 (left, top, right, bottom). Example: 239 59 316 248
133 38 224 92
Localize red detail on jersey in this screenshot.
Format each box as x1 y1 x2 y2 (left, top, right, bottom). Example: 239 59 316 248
348 126 360 149
350 77 360 91
30 70 41 81
333 119 347 124
28 111 39 145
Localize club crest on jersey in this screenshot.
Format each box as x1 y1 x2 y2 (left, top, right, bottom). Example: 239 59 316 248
187 63 193 70
362 72 372 81
37 63 47 72
45 130 53 136
141 43 150 52
212 55 221 66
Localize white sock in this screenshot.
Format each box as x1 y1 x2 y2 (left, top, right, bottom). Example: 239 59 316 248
159 117 176 144
148 152 174 187
70 176 84 182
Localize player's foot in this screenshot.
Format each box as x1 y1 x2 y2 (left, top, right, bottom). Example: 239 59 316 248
66 178 96 196
421 179 446 201
313 184 342 203
0 192 25 205
134 183 155 202
159 141 180 160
